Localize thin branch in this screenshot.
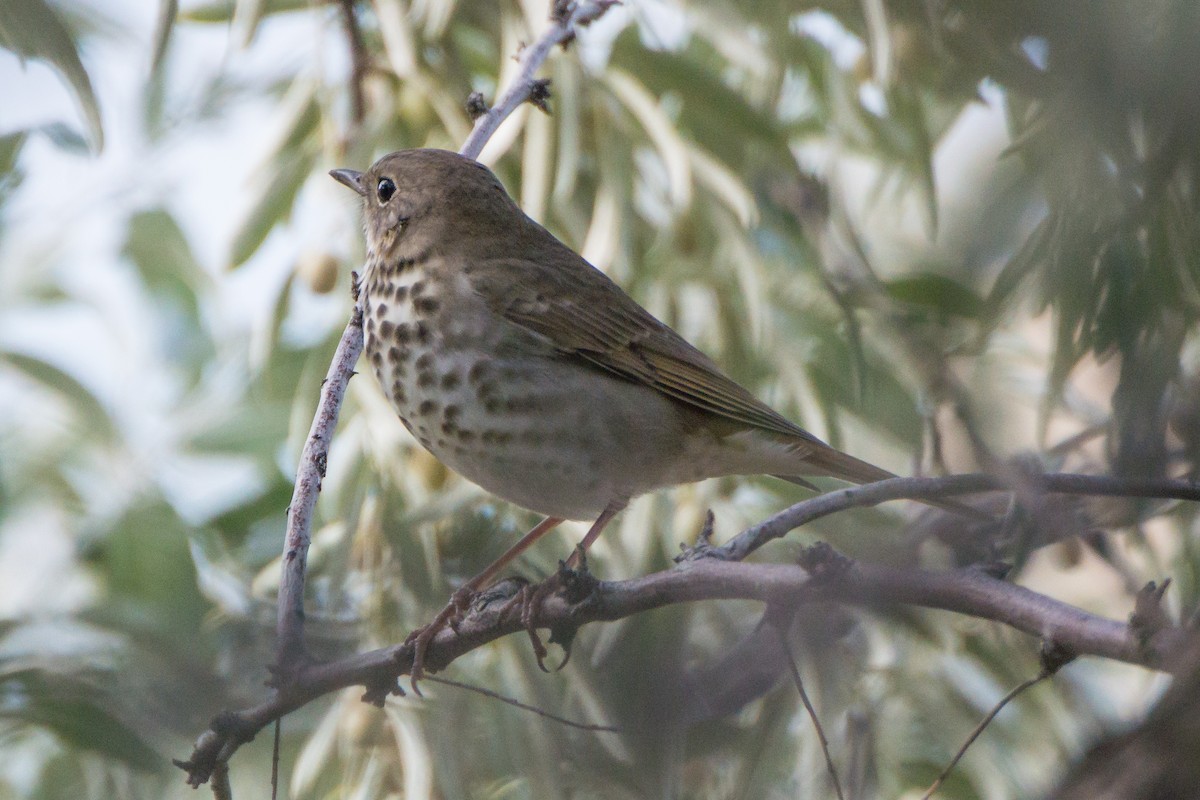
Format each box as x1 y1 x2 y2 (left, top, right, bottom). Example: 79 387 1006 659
774 623 845 800
270 719 280 800
336 0 368 126
459 0 617 161
275 303 363 667
424 675 621 732
718 472 1200 561
920 671 1051 800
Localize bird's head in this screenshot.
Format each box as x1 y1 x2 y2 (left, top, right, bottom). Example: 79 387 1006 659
330 148 523 264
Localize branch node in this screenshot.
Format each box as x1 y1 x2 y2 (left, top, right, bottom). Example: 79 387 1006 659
1131 579 1174 646
675 510 730 563
361 675 405 707
1039 638 1076 676
797 542 854 579
465 91 489 120
528 78 552 113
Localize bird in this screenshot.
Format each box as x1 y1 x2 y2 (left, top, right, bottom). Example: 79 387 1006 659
330 148 960 682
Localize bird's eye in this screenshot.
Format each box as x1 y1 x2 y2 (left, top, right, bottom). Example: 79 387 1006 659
377 178 396 203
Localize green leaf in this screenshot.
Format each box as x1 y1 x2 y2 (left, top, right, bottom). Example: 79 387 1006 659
179 0 310 24
121 208 209 321
150 0 178 74
0 351 116 440
0 667 161 770
884 272 985 319
227 92 321 268
227 148 315 267
0 0 103 150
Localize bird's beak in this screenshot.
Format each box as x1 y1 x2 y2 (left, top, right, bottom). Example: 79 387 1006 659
329 168 365 196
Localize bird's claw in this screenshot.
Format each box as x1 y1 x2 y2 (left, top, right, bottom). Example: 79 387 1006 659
404 587 479 695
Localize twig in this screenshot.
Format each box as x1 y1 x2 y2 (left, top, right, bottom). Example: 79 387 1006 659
424 675 621 732
270 719 280 800
336 0 368 126
211 761 231 800
459 0 618 160
718 472 1200 561
922 640 1074 799
774 623 845 800
275 304 363 668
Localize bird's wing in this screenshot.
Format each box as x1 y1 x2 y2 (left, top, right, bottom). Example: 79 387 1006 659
466 251 826 446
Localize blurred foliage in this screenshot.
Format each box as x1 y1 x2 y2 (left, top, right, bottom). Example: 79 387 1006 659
1 0 1199 798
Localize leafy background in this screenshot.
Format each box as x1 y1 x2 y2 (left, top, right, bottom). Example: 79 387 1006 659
1 0 1198 797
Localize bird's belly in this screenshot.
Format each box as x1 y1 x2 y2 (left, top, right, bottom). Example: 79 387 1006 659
361 269 758 520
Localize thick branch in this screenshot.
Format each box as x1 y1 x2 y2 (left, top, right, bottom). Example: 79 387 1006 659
177 555 1192 785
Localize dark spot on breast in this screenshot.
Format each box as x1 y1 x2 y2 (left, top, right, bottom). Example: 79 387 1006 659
366 317 376 334
371 351 383 368
376 302 388 316
468 362 488 385
401 418 414 433
380 320 394 338
436 437 446 448
417 399 438 416
395 285 409 302
418 436 431 448
415 297 440 314
441 372 460 391
395 324 411 344
507 396 537 413
444 405 461 422
410 280 426 298
414 353 433 371
457 429 476 443
415 321 431 343
417 371 435 388
477 381 497 400
481 429 512 445
391 381 406 404
387 346 403 364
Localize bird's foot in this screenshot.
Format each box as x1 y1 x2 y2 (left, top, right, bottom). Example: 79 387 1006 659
403 585 478 695
515 547 599 672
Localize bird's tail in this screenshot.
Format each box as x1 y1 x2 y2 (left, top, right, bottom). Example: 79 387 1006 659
774 444 990 521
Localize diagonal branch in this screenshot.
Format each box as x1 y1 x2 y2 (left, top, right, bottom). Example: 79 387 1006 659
459 0 618 161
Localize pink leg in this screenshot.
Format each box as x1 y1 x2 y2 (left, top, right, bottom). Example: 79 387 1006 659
408 515 563 692
519 501 627 672
461 515 565 593
565 500 625 567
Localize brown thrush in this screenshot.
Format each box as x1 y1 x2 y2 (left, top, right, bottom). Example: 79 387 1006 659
332 149 948 682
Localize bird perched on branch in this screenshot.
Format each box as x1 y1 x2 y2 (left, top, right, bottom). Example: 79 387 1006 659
331 148 971 684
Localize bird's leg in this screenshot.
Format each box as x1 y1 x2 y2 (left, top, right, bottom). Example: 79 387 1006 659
521 500 625 671
405 515 563 693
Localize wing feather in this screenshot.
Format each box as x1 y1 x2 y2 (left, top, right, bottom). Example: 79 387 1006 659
467 249 825 445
